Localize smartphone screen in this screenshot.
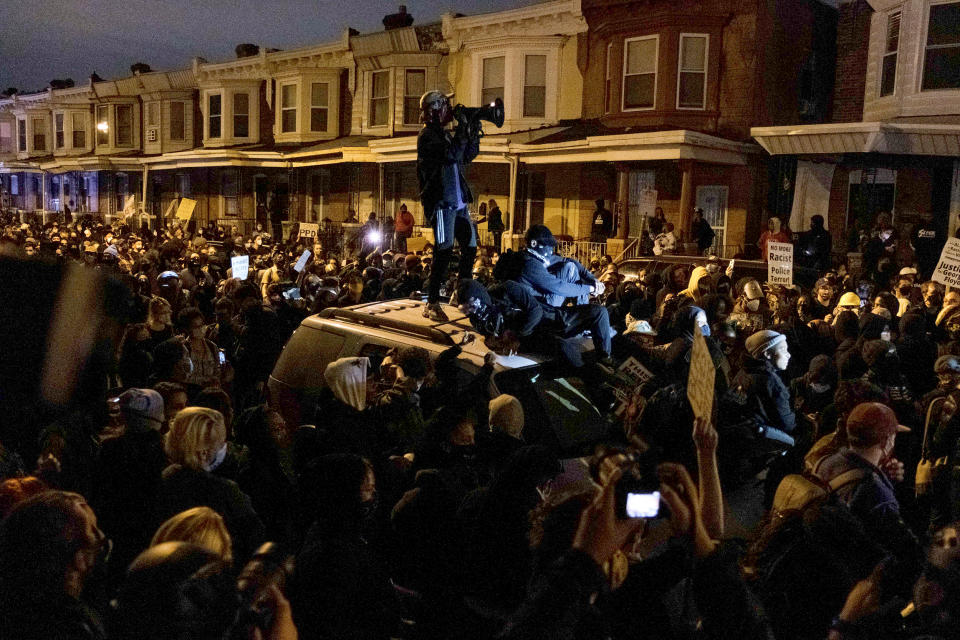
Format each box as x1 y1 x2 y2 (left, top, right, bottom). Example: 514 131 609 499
218 349 226 365
625 491 661 518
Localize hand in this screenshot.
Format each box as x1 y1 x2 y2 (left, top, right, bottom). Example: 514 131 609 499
572 467 646 567
484 351 497 367
591 280 605 297
881 457 905 483
658 462 716 558
692 417 718 454
250 584 298 640
837 563 884 624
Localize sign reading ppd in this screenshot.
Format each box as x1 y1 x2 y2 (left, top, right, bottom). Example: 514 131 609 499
933 238 960 288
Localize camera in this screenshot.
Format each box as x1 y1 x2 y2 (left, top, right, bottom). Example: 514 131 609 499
233 542 295 636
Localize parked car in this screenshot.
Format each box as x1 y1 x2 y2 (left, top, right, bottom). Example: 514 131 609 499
268 299 609 454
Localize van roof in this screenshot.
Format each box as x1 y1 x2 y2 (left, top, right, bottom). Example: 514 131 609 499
303 299 593 369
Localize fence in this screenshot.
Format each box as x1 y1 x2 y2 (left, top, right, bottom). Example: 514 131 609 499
556 240 609 264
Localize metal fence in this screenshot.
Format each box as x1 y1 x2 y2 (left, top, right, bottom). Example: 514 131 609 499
556 240 610 264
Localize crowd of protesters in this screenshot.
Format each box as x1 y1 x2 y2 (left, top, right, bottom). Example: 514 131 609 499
3 203 960 640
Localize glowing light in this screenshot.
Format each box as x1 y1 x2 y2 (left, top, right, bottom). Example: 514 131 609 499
96 121 108 132
367 230 382 244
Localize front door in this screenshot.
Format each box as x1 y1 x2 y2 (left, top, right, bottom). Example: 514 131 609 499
695 185 728 256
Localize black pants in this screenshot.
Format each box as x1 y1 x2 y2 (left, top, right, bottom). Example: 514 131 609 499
427 205 477 303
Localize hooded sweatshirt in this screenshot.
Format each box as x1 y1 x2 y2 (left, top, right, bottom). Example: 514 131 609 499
324 357 369 412
680 266 713 306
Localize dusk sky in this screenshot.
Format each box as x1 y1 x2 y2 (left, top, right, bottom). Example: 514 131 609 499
2 0 538 92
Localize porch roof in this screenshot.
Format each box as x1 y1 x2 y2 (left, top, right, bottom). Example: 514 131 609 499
750 121 960 156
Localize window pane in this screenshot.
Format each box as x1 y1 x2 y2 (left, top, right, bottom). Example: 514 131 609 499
208 94 221 138
96 106 109 145
209 94 222 115
680 36 706 71
525 55 546 86
147 102 159 126
55 114 64 148
33 118 46 151
170 102 185 140
483 57 505 90
311 82 328 107
371 71 389 99
282 109 297 133
626 39 656 74
282 84 297 108
403 98 420 125
311 107 328 132
116 105 132 145
928 3 960 46
233 93 249 115
233 93 249 137
371 99 388 126
405 70 425 97
886 12 901 53
624 74 655 109
481 88 504 107
523 86 545 117
72 114 85 148
880 53 897 96
678 72 705 107
923 46 960 90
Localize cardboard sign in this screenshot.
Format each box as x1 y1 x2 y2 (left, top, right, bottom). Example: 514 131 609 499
637 188 658 219
686 324 716 421
847 252 863 275
618 357 654 385
231 255 249 281
175 198 197 222
767 241 794 286
293 250 311 273
163 199 178 219
932 238 960 288
299 223 319 239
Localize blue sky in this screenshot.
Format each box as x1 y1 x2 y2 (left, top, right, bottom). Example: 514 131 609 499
2 0 538 91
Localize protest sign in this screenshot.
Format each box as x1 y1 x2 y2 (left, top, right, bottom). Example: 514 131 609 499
618 357 654 385
847 252 863 275
687 325 716 421
175 198 197 222
231 255 249 281
932 238 960 288
299 223 318 239
767 241 793 286
294 250 311 273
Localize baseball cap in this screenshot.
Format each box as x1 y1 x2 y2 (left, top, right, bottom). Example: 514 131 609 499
118 388 165 431
845 402 909 447
899 267 918 276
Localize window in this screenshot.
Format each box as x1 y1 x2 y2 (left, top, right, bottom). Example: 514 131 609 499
482 56 505 106
32 117 46 151
605 43 613 113
0 122 10 153
678 34 707 109
208 94 222 138
281 84 297 133
115 104 133 146
369 71 389 127
880 12 901 96
523 55 547 117
403 70 425 125
10 175 18 195
96 106 109 146
170 102 185 140
146 102 159 127
55 113 64 149
72 113 85 148
233 92 249 137
311 82 329 132
623 36 658 110
221 170 239 216
922 2 960 90
17 119 26 152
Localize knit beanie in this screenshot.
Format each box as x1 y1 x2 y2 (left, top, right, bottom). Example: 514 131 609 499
745 330 786 359
489 394 524 439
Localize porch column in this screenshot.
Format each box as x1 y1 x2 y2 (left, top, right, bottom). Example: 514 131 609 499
59 173 65 213
377 163 385 219
506 155 519 250
41 171 47 214
141 165 149 228
615 164 629 240
678 160 695 244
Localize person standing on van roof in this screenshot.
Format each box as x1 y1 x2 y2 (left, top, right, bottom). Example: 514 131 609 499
417 89 480 322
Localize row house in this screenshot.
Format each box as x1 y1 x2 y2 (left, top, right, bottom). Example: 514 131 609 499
1 0 840 256
752 0 960 254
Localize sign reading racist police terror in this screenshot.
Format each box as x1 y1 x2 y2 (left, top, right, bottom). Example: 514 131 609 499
767 241 794 286
932 238 960 288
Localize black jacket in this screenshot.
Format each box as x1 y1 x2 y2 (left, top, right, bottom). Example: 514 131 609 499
417 122 479 217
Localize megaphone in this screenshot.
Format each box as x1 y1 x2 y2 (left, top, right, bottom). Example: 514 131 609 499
453 97 505 131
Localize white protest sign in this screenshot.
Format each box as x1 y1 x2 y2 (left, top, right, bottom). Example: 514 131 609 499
617 357 654 385
637 188 658 219
847 252 863 275
767 241 794 286
299 223 319 239
231 255 249 281
932 238 960 288
294 250 311 273
175 198 197 222
686 324 716 421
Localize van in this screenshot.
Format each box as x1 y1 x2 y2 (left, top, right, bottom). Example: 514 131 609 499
268 298 609 454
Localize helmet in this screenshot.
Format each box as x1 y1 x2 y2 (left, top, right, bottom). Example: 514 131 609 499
525 224 557 248
839 291 861 308
742 280 763 301
419 90 452 112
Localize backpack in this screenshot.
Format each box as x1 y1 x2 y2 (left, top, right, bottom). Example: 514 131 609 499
771 468 867 517
635 382 696 468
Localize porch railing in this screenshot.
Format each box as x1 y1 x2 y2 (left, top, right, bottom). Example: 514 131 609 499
556 240 609 264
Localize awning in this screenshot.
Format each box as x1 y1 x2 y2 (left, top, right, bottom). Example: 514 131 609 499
751 122 960 156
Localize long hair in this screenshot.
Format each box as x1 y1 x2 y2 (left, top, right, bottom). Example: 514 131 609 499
164 407 226 470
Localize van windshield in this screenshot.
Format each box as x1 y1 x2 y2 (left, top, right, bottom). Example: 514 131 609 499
492 364 607 454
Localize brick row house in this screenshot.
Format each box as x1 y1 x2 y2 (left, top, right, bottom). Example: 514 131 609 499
752 0 960 256
0 0 841 256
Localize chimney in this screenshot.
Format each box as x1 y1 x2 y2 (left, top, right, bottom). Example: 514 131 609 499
236 43 260 59
383 5 414 30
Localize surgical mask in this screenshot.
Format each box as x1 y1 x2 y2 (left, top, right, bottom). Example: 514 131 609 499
747 299 760 312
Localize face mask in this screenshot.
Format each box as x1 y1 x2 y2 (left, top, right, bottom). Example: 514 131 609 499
809 382 830 394
205 443 228 472
747 299 760 312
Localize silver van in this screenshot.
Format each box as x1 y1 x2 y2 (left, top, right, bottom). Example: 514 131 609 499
267 299 608 453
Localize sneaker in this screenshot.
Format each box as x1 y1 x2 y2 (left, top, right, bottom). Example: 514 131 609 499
423 303 449 322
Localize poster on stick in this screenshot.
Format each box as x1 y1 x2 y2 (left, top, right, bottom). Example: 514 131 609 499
767 241 794 286
932 238 960 288
299 223 318 239
687 325 715 421
293 250 311 273
175 198 197 222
